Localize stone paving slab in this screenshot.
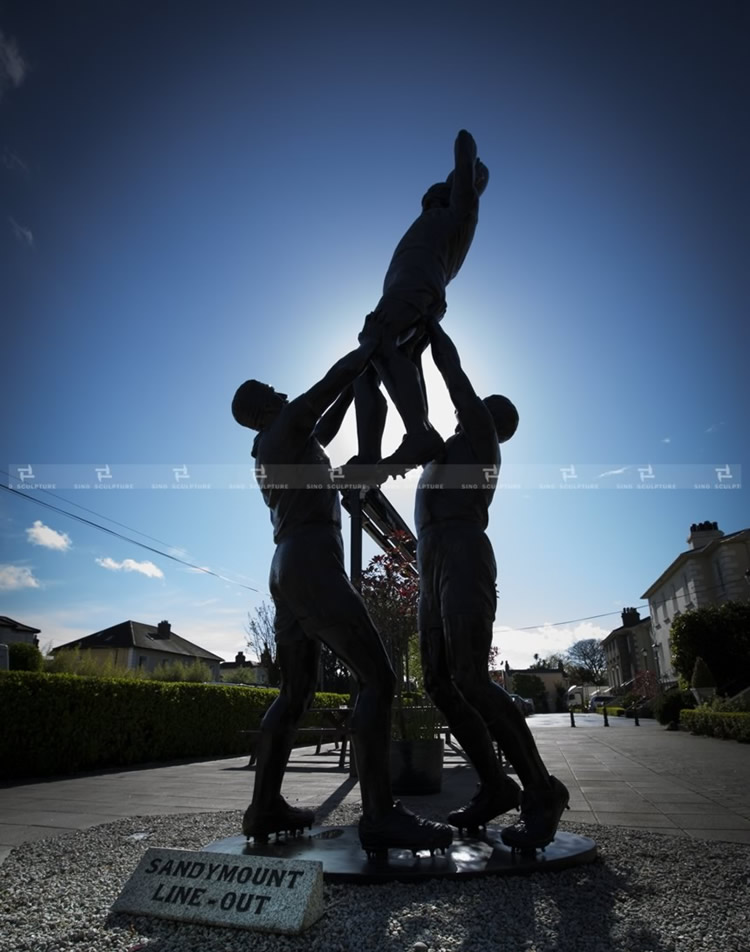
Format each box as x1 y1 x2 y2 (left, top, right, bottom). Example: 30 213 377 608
670 812 750 829
3 714 750 863
683 828 750 843
0 823 79 845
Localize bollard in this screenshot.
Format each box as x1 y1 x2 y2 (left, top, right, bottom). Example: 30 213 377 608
569 707 576 728
634 709 640 726
603 705 609 727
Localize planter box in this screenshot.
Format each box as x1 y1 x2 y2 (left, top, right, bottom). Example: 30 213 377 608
390 738 443 795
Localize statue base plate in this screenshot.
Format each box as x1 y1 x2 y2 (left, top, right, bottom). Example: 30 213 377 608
204 826 597 883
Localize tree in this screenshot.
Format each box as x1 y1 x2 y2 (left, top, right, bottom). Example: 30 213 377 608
628 670 661 699
9 642 43 671
670 601 750 694
246 602 280 686
511 673 548 712
565 638 606 683
360 536 422 740
530 652 567 672
690 656 716 689
360 535 419 693
319 645 350 693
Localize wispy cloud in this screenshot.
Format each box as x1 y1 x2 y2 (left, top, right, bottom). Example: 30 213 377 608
0 30 26 101
597 466 628 478
705 422 726 434
8 216 33 247
661 437 671 444
1 147 29 175
493 620 610 669
96 557 164 579
26 520 72 551
0 564 40 591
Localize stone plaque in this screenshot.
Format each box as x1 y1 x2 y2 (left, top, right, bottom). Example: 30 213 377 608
112 847 324 934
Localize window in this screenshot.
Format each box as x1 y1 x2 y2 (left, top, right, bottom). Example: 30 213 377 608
715 560 725 594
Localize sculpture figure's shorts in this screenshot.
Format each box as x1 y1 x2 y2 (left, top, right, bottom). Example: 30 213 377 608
373 289 446 345
417 524 496 630
270 525 377 644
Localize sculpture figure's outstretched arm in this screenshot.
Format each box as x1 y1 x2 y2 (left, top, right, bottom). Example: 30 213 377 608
450 130 489 209
427 320 489 438
303 332 378 425
313 384 355 446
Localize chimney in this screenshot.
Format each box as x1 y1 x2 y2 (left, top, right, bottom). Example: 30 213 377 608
235 651 247 666
687 521 723 550
621 607 641 628
155 620 171 639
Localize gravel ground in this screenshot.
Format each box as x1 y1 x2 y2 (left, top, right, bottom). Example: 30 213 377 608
1 802 748 952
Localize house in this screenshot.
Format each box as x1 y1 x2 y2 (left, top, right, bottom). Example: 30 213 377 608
602 608 654 690
497 664 569 713
641 522 750 683
0 616 41 647
219 650 269 685
52 619 224 679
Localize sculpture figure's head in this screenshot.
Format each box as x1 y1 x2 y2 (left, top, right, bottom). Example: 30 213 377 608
483 395 519 444
232 380 288 430
421 182 451 211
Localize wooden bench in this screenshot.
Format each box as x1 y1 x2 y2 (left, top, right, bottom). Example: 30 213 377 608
240 717 491 771
240 726 351 769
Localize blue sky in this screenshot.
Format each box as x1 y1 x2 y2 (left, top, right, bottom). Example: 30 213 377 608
1 1 747 668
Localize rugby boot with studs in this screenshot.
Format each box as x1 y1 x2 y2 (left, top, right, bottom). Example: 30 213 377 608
500 776 570 852
448 775 521 835
243 796 315 844
380 428 445 473
359 801 453 862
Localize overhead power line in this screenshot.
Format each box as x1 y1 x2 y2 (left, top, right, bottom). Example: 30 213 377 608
0 480 262 594
1 473 738 632
513 609 647 631
0 470 177 550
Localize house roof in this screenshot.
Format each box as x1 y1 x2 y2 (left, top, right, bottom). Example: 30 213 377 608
641 528 749 599
0 616 41 634
52 621 224 662
603 617 651 644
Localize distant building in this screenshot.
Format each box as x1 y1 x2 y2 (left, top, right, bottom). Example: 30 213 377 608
0 616 41 647
602 607 654 690
497 664 569 713
219 650 269 685
641 522 750 683
52 619 223 679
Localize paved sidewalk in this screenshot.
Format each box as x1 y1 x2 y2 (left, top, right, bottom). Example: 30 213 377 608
2 713 750 864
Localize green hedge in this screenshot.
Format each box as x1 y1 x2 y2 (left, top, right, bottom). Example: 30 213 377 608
0 671 347 779
681 709 750 743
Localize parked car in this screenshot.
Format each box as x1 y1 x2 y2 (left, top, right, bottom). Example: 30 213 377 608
509 694 534 716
